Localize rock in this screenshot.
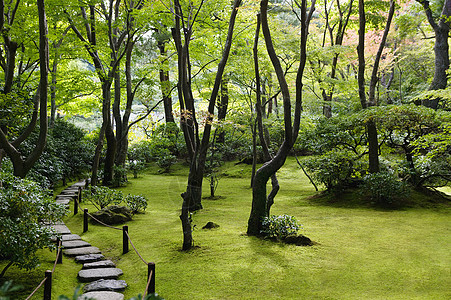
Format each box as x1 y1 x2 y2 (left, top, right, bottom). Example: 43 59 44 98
282 234 313 246
78 291 124 300
78 268 123 282
91 205 132 225
83 260 116 269
56 199 70 205
62 240 91 249
52 224 72 235
83 279 127 292
75 254 105 264
64 246 101 257
202 222 220 229
62 234 82 241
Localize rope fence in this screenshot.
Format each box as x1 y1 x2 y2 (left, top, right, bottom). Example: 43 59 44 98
25 239 62 300
73 185 156 296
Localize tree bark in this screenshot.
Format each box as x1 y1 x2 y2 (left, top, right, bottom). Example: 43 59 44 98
157 35 175 124
0 0 49 178
173 0 242 250
417 0 450 106
247 0 310 236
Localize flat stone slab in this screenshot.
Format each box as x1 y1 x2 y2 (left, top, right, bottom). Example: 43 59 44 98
64 246 101 257
78 291 124 300
75 254 105 264
72 181 87 187
62 234 82 241
83 279 127 292
62 240 91 249
78 268 123 282
56 199 70 205
52 224 72 235
83 260 116 269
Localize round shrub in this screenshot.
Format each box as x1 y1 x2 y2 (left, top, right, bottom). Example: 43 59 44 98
362 171 409 208
261 214 302 239
124 194 148 214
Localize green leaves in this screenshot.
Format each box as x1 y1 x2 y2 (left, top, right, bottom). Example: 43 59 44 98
0 172 67 277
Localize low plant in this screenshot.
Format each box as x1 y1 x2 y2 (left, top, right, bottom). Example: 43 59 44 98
82 186 123 210
261 214 302 239
362 171 409 208
124 194 148 214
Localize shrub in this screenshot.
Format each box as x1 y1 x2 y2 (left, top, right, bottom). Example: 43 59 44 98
124 194 148 214
112 164 128 187
0 173 67 278
261 214 302 239
82 186 123 210
303 149 367 190
362 172 409 208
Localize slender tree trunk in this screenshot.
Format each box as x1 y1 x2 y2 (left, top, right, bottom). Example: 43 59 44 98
248 0 310 235
158 37 175 123
216 76 229 144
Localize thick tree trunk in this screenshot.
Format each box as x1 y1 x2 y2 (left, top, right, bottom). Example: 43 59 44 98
91 123 105 186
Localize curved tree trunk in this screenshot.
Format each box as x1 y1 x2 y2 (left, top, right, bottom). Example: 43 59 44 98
247 0 310 236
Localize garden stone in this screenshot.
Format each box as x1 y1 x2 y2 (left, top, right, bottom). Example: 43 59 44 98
83 260 116 269
78 291 124 300
62 240 91 249
202 221 220 229
62 234 82 241
75 253 105 263
52 224 72 235
282 234 313 246
64 246 101 256
83 279 127 292
91 205 132 225
78 268 123 282
56 199 70 205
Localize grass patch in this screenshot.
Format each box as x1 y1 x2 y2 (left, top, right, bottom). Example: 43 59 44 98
3 158 450 299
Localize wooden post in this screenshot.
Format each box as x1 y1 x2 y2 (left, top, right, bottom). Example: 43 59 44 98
78 186 82 203
43 270 52 300
147 262 155 295
74 196 78 215
83 209 88 233
56 237 62 264
123 226 129 254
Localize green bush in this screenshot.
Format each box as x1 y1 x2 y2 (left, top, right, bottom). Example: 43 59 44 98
303 149 367 190
82 186 123 210
0 173 67 277
261 214 302 239
362 172 409 208
124 194 148 214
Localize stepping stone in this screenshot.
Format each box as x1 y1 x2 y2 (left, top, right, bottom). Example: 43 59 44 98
52 224 72 235
56 199 70 205
75 254 105 264
62 240 91 249
78 268 123 282
62 234 82 241
72 181 87 187
83 279 127 292
56 196 73 200
83 260 116 269
78 291 124 300
64 246 101 257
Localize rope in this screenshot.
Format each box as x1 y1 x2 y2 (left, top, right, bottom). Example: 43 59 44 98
52 240 62 273
25 277 47 300
85 210 122 231
143 270 154 297
74 192 121 231
125 230 148 265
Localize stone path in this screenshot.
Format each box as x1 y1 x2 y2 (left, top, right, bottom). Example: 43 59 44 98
51 181 127 300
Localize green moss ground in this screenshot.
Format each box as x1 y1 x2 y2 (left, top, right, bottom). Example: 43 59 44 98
2 157 450 299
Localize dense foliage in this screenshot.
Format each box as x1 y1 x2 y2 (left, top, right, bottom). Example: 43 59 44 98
0 172 67 277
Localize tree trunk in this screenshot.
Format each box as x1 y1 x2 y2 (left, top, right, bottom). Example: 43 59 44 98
216 76 229 144
247 0 309 236
158 37 175 124
91 122 106 186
